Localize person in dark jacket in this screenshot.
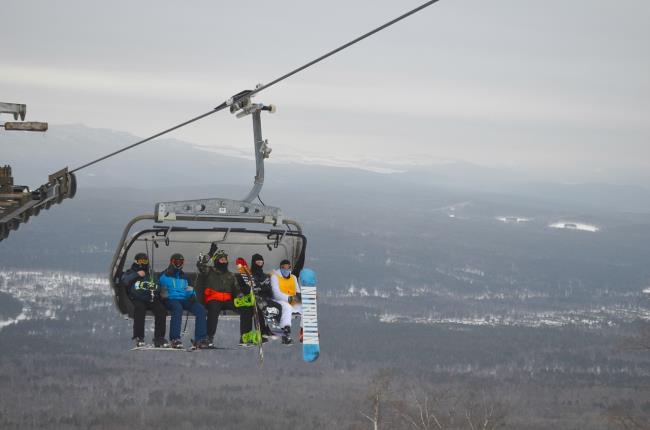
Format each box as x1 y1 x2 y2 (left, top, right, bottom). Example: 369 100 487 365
159 253 209 349
197 249 253 347
250 253 282 337
120 253 168 347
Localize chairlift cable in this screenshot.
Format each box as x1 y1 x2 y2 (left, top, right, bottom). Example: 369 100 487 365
69 0 441 174
245 0 441 99
70 105 227 173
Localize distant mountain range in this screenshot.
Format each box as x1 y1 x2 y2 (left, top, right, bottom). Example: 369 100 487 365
2 124 650 213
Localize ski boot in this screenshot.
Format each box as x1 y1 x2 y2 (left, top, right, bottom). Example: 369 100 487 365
264 329 278 340
192 339 211 350
153 337 170 348
238 335 255 348
170 339 184 349
135 337 146 348
281 326 293 346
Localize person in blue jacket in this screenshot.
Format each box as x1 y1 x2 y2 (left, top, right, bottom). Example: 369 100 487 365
121 252 168 347
159 253 209 349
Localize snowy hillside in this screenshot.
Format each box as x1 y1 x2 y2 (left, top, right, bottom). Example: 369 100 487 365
0 271 111 330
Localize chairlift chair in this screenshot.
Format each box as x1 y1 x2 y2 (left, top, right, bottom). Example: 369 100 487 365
108 96 306 318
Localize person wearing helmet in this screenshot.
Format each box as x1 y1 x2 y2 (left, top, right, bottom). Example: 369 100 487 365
271 259 302 345
120 253 168 348
159 253 209 349
250 253 282 338
196 249 253 347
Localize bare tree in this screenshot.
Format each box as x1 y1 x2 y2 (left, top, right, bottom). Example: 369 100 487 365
605 405 650 430
360 370 394 430
392 387 508 430
463 390 508 430
628 323 650 351
392 389 454 430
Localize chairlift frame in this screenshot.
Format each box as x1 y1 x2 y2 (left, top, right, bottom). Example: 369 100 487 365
108 95 308 318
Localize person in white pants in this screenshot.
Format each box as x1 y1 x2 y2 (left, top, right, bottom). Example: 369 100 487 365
271 259 302 345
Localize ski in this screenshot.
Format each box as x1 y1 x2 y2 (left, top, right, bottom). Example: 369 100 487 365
131 345 195 352
300 268 320 362
236 259 264 365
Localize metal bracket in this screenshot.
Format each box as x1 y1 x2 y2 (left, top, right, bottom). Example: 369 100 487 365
0 167 76 241
0 102 26 121
155 198 283 225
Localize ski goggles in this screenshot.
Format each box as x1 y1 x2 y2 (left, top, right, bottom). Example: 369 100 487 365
135 258 149 265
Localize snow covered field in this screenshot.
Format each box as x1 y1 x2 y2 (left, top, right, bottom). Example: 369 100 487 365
0 271 111 331
496 216 532 223
379 305 650 329
549 221 600 232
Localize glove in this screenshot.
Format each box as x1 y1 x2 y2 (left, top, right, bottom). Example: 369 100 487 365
197 254 210 273
135 280 156 291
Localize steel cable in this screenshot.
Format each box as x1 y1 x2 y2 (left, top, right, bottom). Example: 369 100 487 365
71 0 441 173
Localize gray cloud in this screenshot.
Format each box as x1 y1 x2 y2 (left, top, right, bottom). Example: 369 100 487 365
1 0 648 185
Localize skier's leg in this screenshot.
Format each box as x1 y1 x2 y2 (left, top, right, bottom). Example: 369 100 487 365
238 306 253 340
167 300 183 341
267 299 282 327
206 300 223 339
292 303 302 315
132 300 147 340
151 300 167 340
278 300 293 328
188 301 207 341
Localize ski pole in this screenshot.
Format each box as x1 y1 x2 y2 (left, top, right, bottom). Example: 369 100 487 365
182 310 189 335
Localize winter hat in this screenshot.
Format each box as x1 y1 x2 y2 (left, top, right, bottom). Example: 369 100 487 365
236 257 248 268
134 252 148 261
213 249 228 260
251 253 264 263
280 259 291 266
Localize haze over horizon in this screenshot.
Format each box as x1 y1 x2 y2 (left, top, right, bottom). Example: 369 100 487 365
2 0 648 187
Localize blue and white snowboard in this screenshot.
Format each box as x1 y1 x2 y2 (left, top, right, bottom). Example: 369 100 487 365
299 268 320 362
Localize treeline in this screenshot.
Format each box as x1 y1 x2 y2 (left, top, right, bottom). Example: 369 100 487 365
0 302 649 429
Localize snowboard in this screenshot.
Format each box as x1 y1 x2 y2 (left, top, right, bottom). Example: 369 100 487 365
300 268 320 362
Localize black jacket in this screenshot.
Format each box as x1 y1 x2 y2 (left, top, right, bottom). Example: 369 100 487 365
121 264 160 302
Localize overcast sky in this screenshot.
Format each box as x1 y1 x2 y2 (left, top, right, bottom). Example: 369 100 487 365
1 0 649 183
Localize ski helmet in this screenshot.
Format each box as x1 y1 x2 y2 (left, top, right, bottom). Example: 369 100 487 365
170 253 184 269
134 252 149 270
134 252 148 263
213 249 228 261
